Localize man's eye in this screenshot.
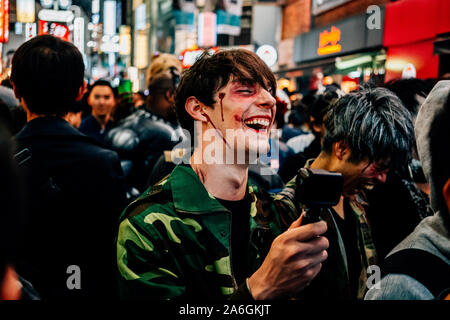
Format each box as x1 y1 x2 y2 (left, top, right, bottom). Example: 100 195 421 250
238 89 253 93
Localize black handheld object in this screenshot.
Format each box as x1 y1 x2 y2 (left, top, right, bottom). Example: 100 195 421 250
295 168 343 225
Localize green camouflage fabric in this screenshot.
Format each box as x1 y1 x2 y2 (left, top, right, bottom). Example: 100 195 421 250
116 165 292 300
273 160 378 300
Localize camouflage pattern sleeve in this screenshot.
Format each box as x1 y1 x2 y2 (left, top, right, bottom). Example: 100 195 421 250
116 212 186 299
271 176 302 228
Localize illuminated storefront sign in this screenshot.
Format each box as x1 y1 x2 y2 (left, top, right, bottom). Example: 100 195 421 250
294 10 384 64
38 20 70 41
119 25 131 55
73 17 84 53
17 0 35 23
38 9 74 23
0 0 9 43
197 12 217 48
104 0 116 36
317 26 341 56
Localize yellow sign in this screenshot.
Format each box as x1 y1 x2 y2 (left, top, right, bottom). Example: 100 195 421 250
17 0 35 23
317 26 342 56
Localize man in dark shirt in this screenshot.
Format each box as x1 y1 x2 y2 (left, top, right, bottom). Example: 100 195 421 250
275 87 415 299
10 35 127 299
79 79 116 145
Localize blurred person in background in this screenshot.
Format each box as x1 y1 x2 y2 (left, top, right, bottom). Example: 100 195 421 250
107 54 184 194
79 79 117 145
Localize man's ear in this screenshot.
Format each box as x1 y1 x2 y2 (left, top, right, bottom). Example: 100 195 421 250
75 80 87 101
165 90 175 104
333 141 350 161
443 178 450 213
11 82 21 100
185 96 207 122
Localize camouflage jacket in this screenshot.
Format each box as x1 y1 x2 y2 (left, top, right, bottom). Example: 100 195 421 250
116 165 292 300
273 173 378 300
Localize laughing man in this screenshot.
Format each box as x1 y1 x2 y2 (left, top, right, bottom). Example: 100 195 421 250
116 49 329 300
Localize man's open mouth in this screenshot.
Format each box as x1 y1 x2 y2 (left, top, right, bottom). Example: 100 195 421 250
243 116 271 132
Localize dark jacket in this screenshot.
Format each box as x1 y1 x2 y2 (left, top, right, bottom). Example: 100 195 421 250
14 116 127 299
106 107 183 192
78 114 114 146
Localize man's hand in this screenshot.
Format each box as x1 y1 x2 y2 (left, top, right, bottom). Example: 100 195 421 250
247 217 328 300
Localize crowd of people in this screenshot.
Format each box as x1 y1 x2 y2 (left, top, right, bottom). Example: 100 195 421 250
0 35 449 301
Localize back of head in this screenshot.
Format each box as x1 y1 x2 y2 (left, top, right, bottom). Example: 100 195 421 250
309 90 339 127
10 35 85 117
415 80 450 215
322 86 414 170
175 49 277 137
148 72 176 96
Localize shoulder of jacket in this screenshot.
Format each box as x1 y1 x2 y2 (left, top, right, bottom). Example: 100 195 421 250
121 178 174 221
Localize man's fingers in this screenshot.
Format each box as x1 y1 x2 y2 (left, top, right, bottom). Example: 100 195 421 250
286 220 327 242
296 236 329 256
288 211 305 230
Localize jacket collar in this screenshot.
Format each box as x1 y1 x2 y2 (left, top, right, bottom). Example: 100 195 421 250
16 116 84 139
168 164 257 214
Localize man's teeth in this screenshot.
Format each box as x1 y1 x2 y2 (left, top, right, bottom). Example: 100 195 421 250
244 119 270 127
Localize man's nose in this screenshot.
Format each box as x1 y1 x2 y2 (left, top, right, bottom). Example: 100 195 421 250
256 89 276 109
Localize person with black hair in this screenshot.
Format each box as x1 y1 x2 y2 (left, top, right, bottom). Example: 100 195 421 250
79 79 116 144
363 79 436 259
275 86 414 300
10 35 127 299
365 81 450 300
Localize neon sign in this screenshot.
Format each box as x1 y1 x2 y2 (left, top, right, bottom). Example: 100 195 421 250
317 26 342 56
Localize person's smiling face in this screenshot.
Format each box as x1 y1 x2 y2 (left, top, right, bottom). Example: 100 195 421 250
88 85 115 118
202 78 276 161
340 158 390 198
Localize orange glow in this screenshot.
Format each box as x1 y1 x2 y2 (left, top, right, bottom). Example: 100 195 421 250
323 76 333 86
317 26 342 56
341 81 358 93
